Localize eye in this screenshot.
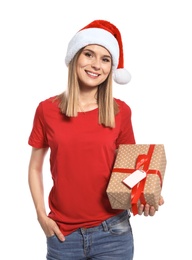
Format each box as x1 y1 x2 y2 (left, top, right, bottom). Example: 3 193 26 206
102 57 111 63
84 51 92 58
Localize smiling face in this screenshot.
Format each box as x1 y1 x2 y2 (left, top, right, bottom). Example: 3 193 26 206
76 44 112 89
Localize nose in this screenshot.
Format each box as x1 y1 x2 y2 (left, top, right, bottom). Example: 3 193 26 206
91 58 101 70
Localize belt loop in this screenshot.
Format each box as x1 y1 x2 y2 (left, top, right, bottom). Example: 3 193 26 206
101 220 109 232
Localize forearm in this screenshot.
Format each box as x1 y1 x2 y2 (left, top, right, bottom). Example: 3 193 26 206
28 168 47 219
28 147 49 218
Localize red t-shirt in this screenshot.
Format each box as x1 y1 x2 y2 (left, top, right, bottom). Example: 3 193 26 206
28 96 135 235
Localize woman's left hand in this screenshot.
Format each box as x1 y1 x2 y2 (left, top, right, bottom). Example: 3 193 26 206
138 196 164 216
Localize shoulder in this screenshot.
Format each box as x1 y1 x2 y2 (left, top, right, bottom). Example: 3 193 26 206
37 95 59 110
39 95 59 106
114 98 132 113
34 96 60 118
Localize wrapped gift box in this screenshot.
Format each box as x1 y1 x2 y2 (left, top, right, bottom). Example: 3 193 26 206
106 144 166 215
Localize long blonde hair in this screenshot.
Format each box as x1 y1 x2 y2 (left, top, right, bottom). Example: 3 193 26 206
56 49 119 128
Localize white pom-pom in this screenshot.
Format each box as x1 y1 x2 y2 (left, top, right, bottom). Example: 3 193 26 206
113 68 131 84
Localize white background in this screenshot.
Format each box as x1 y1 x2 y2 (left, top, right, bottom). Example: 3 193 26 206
1 0 191 259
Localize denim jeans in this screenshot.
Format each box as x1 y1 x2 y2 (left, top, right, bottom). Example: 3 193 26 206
46 210 134 260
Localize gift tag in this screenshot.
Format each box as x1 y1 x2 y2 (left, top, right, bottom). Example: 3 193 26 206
122 170 146 188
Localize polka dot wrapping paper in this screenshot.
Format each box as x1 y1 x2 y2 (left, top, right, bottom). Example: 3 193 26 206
106 144 167 215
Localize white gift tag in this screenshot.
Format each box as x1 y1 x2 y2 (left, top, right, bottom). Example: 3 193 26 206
123 170 146 188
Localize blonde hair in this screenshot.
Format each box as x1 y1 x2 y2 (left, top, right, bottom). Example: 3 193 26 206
56 49 119 128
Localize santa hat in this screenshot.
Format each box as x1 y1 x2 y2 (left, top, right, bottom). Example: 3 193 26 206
65 20 131 84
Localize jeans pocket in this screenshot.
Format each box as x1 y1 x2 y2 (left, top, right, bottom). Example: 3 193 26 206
47 235 63 246
108 215 131 235
47 234 58 240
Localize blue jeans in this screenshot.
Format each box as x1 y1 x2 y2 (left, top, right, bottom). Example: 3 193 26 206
46 210 134 260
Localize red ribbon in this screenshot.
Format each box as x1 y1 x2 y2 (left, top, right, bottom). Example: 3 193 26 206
112 145 162 215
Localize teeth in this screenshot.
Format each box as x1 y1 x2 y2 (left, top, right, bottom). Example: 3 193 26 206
87 71 98 77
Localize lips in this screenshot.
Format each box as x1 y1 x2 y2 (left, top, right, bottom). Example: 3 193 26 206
86 70 100 77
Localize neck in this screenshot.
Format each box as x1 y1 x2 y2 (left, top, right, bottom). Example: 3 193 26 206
78 90 98 105
78 97 98 113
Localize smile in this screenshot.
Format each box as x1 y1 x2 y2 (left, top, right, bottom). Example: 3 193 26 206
86 71 100 77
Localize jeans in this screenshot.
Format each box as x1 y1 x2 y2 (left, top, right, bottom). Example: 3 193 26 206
46 210 134 260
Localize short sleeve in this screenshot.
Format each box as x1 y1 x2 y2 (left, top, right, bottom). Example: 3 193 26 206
116 101 136 147
28 102 49 148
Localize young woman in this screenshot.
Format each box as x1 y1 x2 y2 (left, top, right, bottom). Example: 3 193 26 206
28 20 164 260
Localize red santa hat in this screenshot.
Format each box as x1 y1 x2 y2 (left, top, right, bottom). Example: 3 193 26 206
65 20 131 84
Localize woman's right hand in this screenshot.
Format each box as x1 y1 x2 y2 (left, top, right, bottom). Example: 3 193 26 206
38 214 65 242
